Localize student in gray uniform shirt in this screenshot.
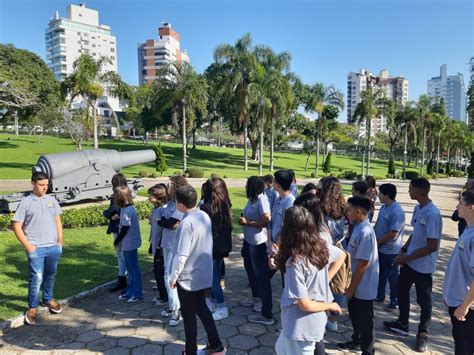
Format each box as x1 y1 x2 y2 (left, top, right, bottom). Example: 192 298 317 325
12 172 64 325
169 185 226 355
337 196 379 355
374 183 405 309
275 206 342 355
442 190 474 355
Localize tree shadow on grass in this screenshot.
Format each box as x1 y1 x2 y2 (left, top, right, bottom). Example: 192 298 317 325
0 141 19 149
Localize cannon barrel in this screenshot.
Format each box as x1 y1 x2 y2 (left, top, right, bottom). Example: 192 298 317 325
33 149 155 179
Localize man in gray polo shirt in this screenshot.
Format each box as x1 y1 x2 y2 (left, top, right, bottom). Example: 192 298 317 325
12 172 63 325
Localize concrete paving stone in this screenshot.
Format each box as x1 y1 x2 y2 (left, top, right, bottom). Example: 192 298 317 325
163 341 186 355
257 333 280 347
146 329 176 344
113 310 140 320
228 334 259 351
131 343 163 355
86 337 118 352
249 346 275 354
70 323 96 335
94 319 126 331
75 330 105 343
117 336 148 349
105 327 137 338
238 322 268 336
127 302 150 311
103 346 131 355
56 342 86 350
126 318 151 327
220 315 248 327
138 307 164 318
228 306 254 316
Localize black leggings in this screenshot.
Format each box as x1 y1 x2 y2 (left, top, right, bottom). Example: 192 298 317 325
153 248 168 301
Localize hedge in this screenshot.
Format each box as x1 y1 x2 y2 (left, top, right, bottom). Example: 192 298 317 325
0 201 153 229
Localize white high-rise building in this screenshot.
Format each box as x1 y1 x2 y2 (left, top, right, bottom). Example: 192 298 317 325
137 22 190 85
347 69 408 136
427 64 467 122
45 3 123 127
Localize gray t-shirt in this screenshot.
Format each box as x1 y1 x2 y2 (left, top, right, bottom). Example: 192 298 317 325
325 215 347 244
149 205 165 254
374 201 405 255
12 193 62 247
119 205 142 251
173 209 213 291
407 201 442 274
264 187 278 210
280 257 329 342
243 194 271 245
443 225 474 308
161 200 185 250
268 194 295 243
347 220 379 300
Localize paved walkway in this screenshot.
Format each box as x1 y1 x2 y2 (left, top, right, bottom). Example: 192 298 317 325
0 178 467 354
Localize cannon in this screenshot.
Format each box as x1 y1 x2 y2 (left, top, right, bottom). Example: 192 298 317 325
0 149 156 212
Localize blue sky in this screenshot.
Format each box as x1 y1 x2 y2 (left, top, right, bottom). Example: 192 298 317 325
1 0 472 120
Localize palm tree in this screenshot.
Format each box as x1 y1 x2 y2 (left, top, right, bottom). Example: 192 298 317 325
255 46 294 171
214 34 261 170
416 94 434 175
304 83 344 176
61 54 128 149
396 102 418 179
152 61 208 172
352 87 387 176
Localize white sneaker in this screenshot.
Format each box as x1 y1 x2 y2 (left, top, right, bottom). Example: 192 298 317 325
212 307 229 321
169 310 181 326
206 298 216 312
326 320 338 332
127 297 142 304
253 300 262 312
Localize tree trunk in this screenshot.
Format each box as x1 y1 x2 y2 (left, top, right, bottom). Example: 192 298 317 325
421 126 426 175
192 126 197 150
93 102 99 149
361 127 366 178
305 152 310 171
243 118 248 171
259 125 264 176
218 116 222 149
402 124 408 179
270 104 276 171
366 119 371 176
14 113 19 136
249 136 258 161
315 117 321 176
436 134 441 174
182 104 187 172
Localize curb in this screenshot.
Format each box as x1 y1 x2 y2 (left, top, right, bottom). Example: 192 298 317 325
0 279 116 331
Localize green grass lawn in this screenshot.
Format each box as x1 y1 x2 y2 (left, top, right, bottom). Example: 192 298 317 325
0 133 421 180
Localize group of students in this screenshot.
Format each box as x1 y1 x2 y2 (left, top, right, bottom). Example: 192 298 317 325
12 168 473 355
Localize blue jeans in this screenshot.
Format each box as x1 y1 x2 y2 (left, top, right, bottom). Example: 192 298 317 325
377 252 399 304
27 244 62 308
241 241 273 319
123 249 143 299
211 258 225 306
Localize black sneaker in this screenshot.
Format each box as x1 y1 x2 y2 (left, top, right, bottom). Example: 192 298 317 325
415 332 428 352
383 320 409 336
337 341 362 354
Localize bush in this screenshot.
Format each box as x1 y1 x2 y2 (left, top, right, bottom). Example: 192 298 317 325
338 167 343 172
322 152 332 174
210 173 220 178
153 143 168 176
356 174 364 181
330 173 337 177
450 170 465 178
446 163 452 176
139 171 149 178
0 213 13 229
311 172 316 178
343 171 358 180
374 175 386 181
173 171 182 176
405 171 419 180
223 175 228 179
388 155 396 176
186 168 204 178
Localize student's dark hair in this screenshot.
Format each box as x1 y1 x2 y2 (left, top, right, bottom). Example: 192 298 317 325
352 181 368 195
301 182 318 195
277 206 329 273
274 170 293 191
31 172 49 182
288 169 296 183
175 185 197 208
262 174 274 184
364 175 376 189
202 178 233 233
111 173 128 189
148 184 168 207
294 193 326 233
410 178 430 195
461 189 474 205
379 183 397 200
169 175 188 199
114 186 134 207
319 177 347 220
246 176 265 201
348 196 371 214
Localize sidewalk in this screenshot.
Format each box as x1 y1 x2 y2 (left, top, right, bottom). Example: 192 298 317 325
0 178 466 354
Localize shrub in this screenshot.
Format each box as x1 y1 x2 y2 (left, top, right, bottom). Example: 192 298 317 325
210 173 220 178
186 168 204 178
338 167 343 172
311 172 316 178
173 171 182 176
356 174 363 181
0 213 13 229
405 171 419 180
153 143 168 176
446 163 452 176
388 155 396 176
322 152 332 174
330 173 337 177
343 171 358 180
450 170 465 178
139 171 149 178
223 175 228 179
374 175 386 181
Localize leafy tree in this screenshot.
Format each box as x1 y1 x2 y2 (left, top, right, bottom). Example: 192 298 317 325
416 94 435 175
388 155 396 176
396 101 418 179
323 152 332 174
0 44 63 135
153 143 168 176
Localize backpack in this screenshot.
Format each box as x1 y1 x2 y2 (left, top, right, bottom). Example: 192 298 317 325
330 241 352 295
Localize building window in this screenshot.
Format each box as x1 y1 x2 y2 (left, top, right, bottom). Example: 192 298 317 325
78 49 82 53
111 56 115 61
77 32 81 35
110 48 115 53
92 44 96 47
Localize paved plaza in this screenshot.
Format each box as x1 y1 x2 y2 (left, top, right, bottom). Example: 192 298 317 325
0 177 466 354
